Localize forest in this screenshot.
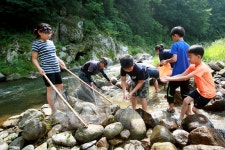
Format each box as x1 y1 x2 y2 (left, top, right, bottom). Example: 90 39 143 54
0 0 225 76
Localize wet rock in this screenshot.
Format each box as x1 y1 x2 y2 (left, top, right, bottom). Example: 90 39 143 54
183 144 225 150
208 61 222 71
189 126 225 147
182 114 214 132
21 144 34 150
203 99 225 111
215 128 225 141
18 109 44 129
135 108 158 129
103 122 123 140
22 118 47 141
172 129 189 148
151 142 177 150
114 108 146 140
150 125 175 145
75 124 104 143
52 131 76 147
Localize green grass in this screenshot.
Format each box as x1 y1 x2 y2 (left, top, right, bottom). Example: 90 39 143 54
203 38 225 62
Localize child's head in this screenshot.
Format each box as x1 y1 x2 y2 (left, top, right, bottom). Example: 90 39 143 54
188 45 204 64
99 57 108 69
120 54 134 72
33 23 53 39
155 44 164 55
170 26 185 41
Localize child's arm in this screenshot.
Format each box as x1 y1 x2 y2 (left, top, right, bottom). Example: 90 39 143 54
129 80 144 96
32 51 45 75
161 71 194 83
121 76 127 99
57 57 66 69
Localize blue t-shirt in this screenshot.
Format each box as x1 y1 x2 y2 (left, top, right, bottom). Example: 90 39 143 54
120 63 149 82
32 40 60 74
170 40 190 76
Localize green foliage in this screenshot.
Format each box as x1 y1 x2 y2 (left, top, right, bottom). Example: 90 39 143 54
203 39 225 62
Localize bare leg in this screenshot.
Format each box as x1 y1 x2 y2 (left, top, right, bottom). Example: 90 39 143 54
179 96 193 120
141 98 147 111
169 103 174 111
154 80 159 93
46 86 56 114
192 106 201 114
131 96 138 110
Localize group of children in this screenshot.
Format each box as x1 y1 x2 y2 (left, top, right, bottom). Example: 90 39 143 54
32 23 216 126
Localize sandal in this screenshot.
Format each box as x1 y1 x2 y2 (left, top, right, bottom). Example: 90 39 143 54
166 108 175 113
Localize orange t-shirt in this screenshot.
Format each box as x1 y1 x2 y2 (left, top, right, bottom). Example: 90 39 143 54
185 62 216 99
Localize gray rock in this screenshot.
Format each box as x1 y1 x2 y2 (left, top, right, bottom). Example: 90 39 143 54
172 129 189 148
2 115 22 128
80 140 97 150
0 131 9 140
52 131 76 147
22 145 34 150
124 140 145 150
103 122 123 140
8 136 25 150
0 142 8 150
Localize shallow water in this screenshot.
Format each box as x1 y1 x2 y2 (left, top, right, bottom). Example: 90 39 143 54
0 75 225 130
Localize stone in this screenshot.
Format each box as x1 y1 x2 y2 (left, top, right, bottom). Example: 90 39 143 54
183 144 225 150
172 129 189 148
151 142 177 150
1 114 22 128
0 142 8 150
52 131 76 147
103 122 123 140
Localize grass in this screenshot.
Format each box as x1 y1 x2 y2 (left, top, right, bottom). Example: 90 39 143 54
203 39 225 62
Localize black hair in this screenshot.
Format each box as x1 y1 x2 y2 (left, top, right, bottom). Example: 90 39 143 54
33 23 52 39
155 44 164 52
170 26 185 37
119 54 134 69
100 57 108 67
188 45 204 57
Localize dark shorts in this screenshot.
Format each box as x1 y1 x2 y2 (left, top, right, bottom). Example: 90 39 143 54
189 90 211 109
78 71 92 84
147 68 159 78
130 79 149 98
43 72 62 87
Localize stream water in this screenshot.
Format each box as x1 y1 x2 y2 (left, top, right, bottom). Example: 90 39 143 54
0 73 225 130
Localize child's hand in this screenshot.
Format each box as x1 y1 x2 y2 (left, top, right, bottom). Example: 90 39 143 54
124 92 131 100
38 68 45 76
160 76 169 83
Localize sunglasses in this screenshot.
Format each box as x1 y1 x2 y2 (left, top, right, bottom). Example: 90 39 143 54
39 25 53 34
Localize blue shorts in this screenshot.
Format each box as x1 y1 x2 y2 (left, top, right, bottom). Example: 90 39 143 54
147 67 159 79
189 90 211 109
43 72 62 87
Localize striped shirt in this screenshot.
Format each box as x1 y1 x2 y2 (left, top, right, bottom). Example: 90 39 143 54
32 40 60 74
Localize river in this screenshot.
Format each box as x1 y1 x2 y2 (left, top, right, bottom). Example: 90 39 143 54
0 72 225 130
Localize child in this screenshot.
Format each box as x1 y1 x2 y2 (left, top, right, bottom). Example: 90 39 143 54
78 58 111 87
120 54 149 111
155 44 173 67
161 45 216 124
161 26 190 114
32 23 65 114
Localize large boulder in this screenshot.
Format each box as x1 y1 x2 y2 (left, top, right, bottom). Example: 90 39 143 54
114 107 146 140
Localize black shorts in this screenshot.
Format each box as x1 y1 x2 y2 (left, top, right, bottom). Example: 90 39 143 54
43 72 62 87
189 90 211 109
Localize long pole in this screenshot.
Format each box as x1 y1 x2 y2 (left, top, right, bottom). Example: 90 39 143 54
64 68 113 104
43 74 88 127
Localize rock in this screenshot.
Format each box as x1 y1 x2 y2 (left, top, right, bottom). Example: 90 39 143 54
189 126 225 147
151 142 177 150
18 109 44 129
203 100 225 111
34 142 47 150
2 115 22 128
120 129 130 140
52 131 76 147
108 138 124 146
75 124 104 143
208 61 222 71
114 108 146 140
41 104 52 116
0 72 6 82
22 118 47 141
150 125 175 145
8 136 25 150
135 108 158 129
80 140 96 150
22 144 34 150
96 137 109 149
124 140 145 150
3 133 19 143
48 124 63 138
0 142 8 150
183 144 225 150
182 114 214 132
219 68 225 77
172 129 189 148
141 138 151 150
103 122 123 140
0 131 9 140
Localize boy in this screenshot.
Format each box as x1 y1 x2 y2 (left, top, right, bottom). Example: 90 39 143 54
78 58 111 87
120 54 149 111
161 26 190 114
161 45 216 124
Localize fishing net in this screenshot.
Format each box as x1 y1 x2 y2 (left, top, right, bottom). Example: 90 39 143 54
52 74 118 129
